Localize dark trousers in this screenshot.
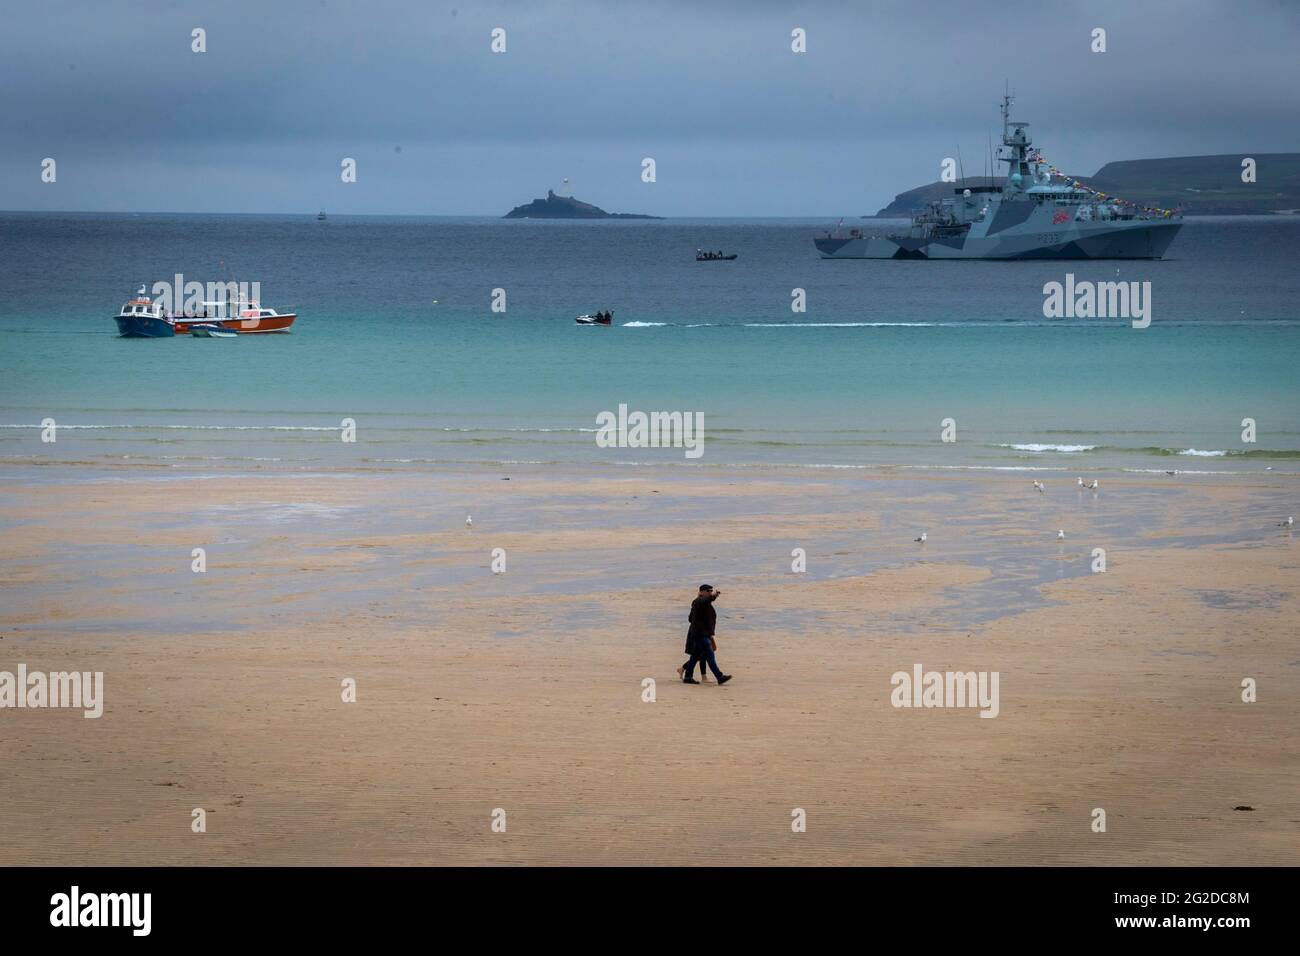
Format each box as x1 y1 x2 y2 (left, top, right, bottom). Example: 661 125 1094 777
685 640 723 681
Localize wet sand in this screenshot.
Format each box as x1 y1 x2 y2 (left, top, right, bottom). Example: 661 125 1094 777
1 464 1298 865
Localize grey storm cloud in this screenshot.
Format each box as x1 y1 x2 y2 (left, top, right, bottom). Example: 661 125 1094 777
1 0 1297 215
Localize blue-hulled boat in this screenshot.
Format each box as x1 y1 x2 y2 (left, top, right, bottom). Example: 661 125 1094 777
114 289 175 337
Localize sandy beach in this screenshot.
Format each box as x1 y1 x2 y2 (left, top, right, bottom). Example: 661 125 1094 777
1 462 1296 865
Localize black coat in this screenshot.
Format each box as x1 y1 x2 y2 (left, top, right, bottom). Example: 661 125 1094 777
684 595 717 654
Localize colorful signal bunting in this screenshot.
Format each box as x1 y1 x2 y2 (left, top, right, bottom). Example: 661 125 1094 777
1034 152 1182 218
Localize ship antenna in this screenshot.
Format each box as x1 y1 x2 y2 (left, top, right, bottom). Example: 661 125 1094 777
956 145 966 185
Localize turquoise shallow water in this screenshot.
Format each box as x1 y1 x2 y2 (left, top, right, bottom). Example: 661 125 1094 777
1 212 1298 475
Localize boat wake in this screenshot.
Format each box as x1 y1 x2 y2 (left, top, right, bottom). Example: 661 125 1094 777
620 321 941 328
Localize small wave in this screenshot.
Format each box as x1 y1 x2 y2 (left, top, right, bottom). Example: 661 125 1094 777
997 443 1300 459
742 322 939 328
1120 467 1244 476
3 422 602 436
1001 443 1098 453
619 321 940 328
0 423 341 432
1143 446 1300 459
118 454 288 462
431 426 597 434
900 464 1068 472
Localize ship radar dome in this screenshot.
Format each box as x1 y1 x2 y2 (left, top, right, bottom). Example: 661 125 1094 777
963 188 972 197
1010 172 1023 186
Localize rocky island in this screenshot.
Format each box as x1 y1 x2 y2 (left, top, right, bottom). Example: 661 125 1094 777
503 189 662 219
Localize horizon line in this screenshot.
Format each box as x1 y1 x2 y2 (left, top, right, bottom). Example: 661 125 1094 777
0 208 884 220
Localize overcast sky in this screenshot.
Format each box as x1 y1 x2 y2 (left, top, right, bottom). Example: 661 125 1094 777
2 0 1297 216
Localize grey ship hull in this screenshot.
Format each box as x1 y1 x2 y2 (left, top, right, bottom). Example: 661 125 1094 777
817 215 1181 260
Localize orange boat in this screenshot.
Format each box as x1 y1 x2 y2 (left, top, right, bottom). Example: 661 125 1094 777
172 298 296 334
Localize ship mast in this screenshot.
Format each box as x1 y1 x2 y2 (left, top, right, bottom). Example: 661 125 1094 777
998 87 1034 193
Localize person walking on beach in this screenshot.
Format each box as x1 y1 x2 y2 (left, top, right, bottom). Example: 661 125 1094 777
677 584 731 685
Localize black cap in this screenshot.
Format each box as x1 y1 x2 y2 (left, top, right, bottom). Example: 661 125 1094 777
699 584 713 592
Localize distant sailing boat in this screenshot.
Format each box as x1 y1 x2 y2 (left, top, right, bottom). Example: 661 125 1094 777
317 210 327 221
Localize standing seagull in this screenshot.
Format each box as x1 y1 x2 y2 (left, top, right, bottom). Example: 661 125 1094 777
1280 516 1295 527
914 532 927 543
1076 477 1084 488
1089 479 1099 491
465 515 473 528
1033 480 1045 493
1056 529 1066 540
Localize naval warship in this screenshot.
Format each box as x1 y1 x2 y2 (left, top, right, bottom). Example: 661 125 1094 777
815 95 1183 260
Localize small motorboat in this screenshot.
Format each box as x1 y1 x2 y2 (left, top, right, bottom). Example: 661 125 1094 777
576 312 612 325
317 210 327 221
189 323 237 338
695 251 737 261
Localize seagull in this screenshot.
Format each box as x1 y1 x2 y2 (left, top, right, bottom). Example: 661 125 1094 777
1280 516 1295 527
1056 529 1066 540
914 532 927 543
465 515 473 528
1089 479 1099 490
1076 477 1084 487
1033 480 1044 493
